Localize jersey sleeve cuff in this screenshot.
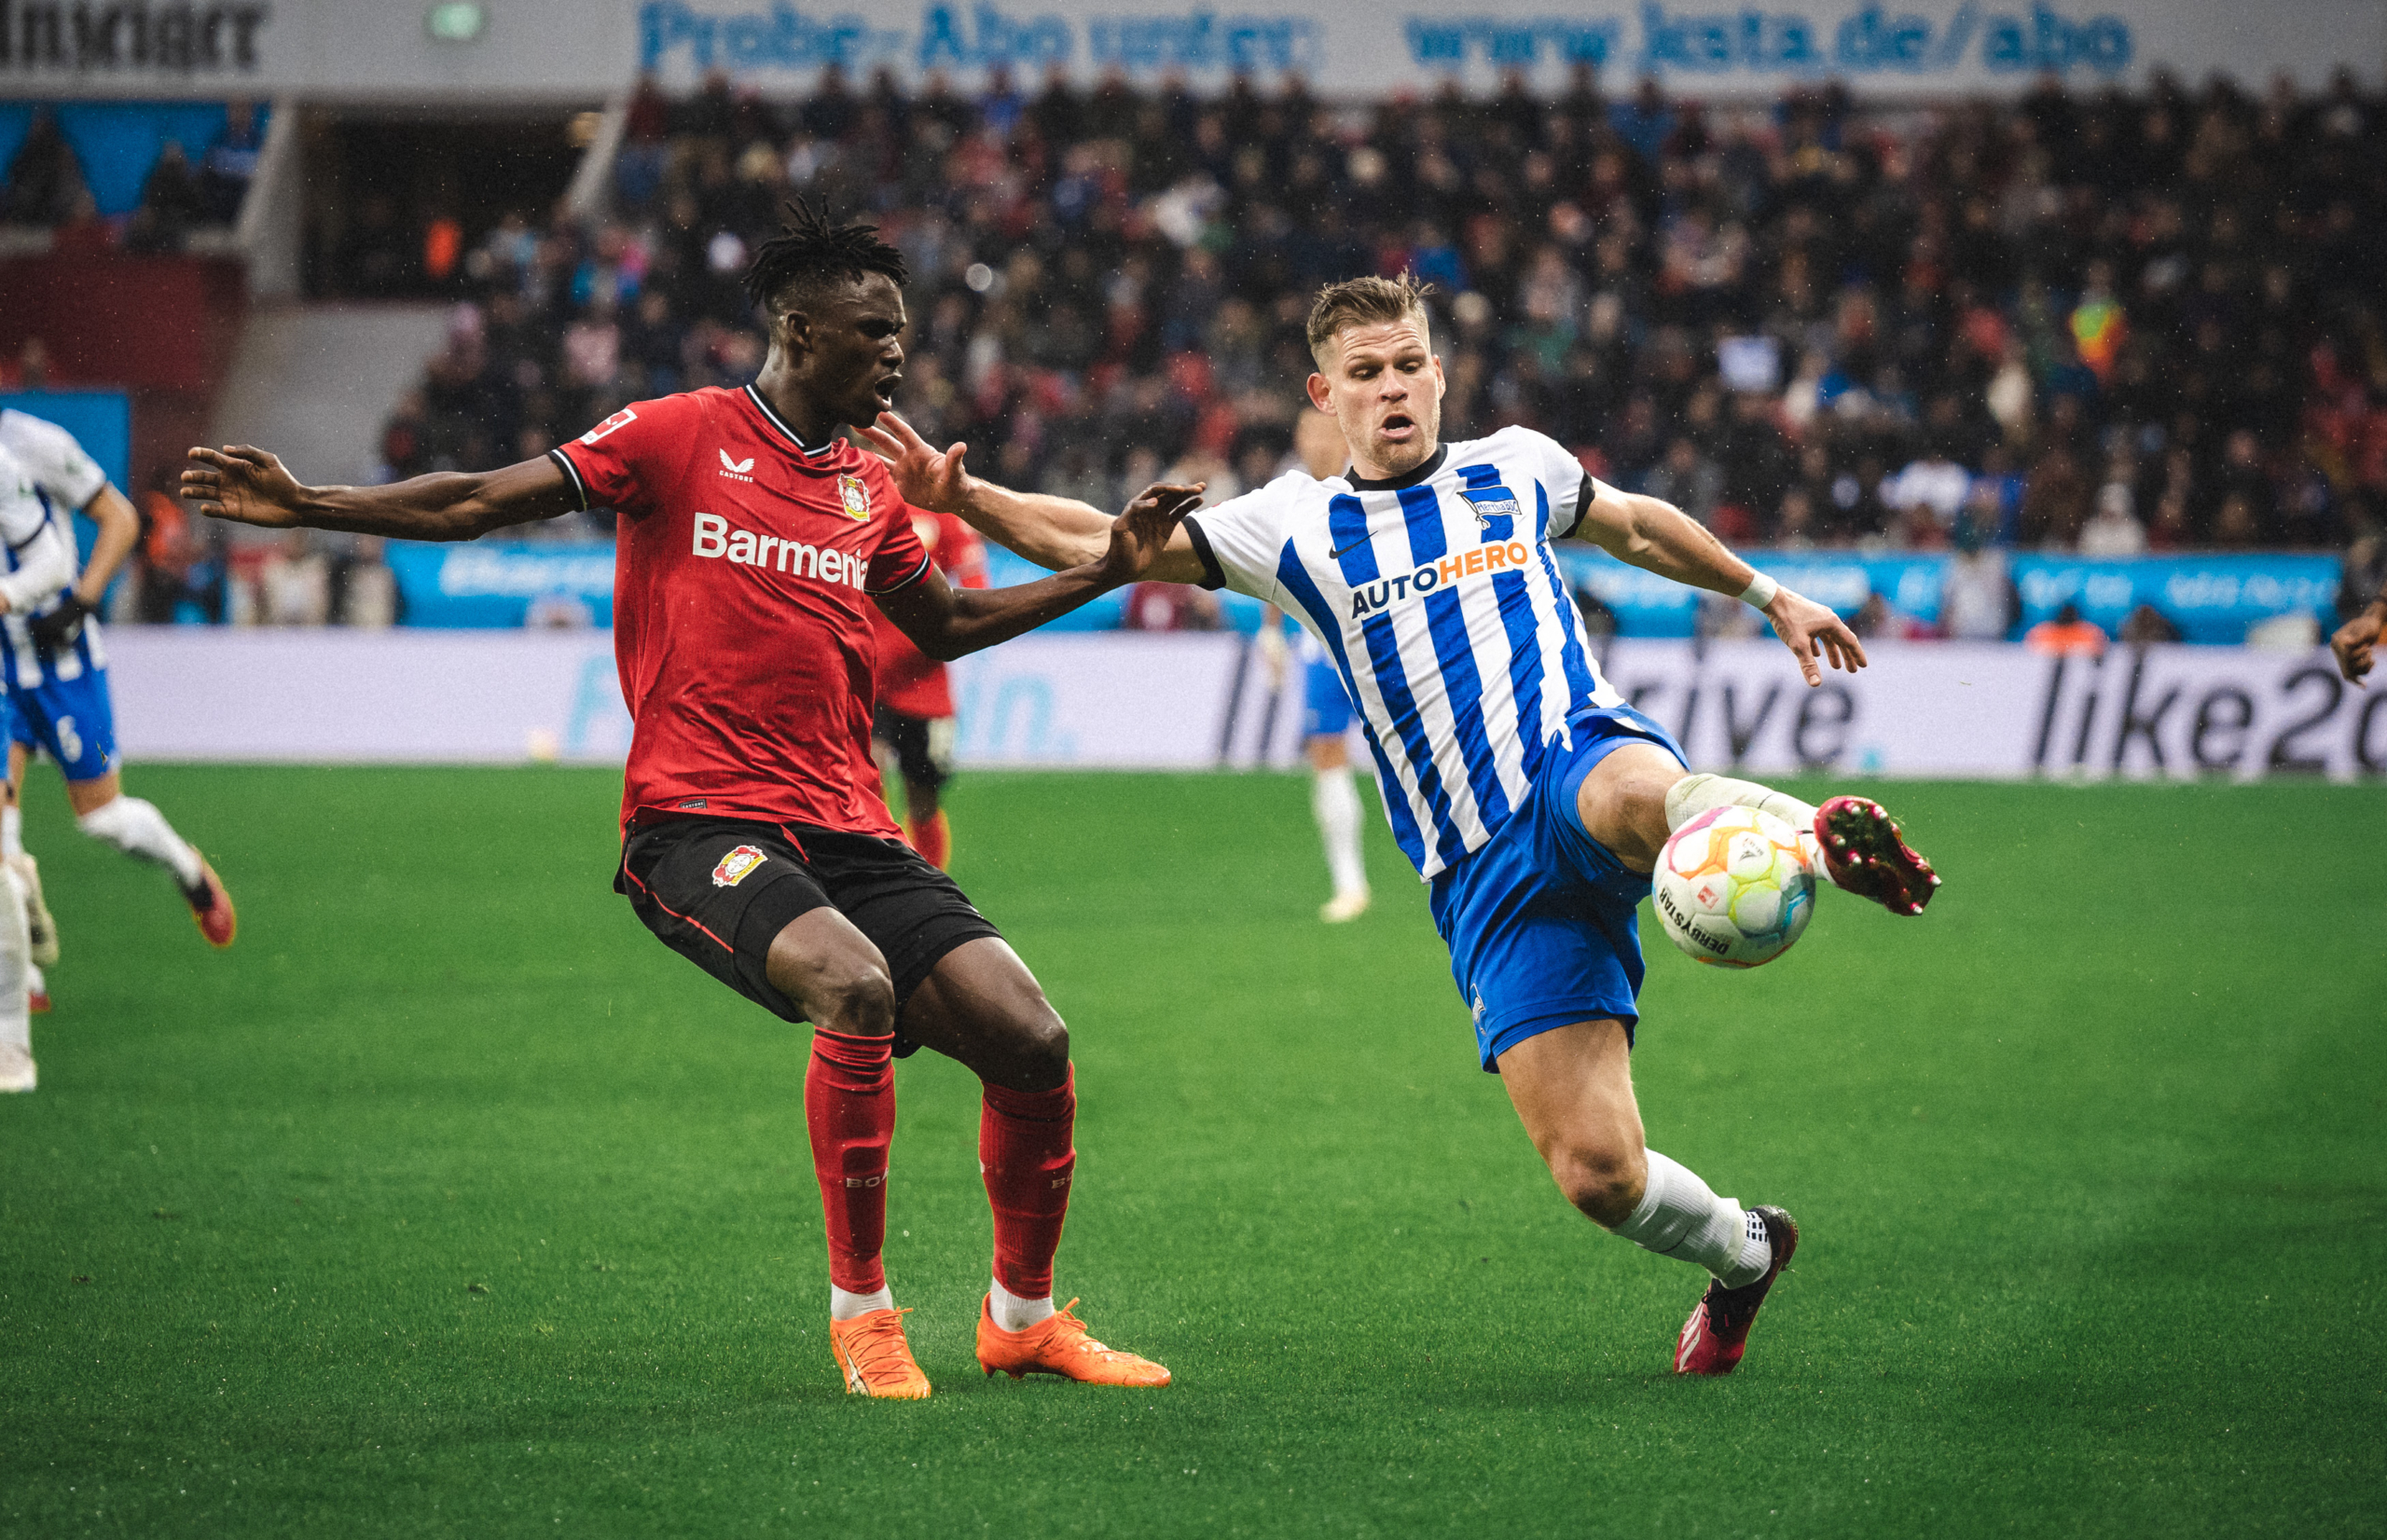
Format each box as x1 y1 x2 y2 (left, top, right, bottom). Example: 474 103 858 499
865 549 933 596
1181 516 1226 591
1555 470 1594 540
547 447 591 512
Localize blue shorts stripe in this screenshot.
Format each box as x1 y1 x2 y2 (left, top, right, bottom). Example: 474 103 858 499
1277 541 1427 868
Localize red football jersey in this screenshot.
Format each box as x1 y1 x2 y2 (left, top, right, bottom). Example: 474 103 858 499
869 508 986 720
552 385 931 836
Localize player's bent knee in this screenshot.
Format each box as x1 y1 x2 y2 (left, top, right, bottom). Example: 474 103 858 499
1549 1140 1649 1228
811 964 897 1038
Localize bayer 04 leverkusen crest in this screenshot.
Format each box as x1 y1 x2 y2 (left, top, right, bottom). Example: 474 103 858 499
836 473 872 520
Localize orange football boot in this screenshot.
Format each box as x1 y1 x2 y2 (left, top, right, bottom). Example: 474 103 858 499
185 858 237 948
828 1307 931 1399
975 1298 1171 1386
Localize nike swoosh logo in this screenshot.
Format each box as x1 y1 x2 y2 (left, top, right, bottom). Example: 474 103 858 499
1328 535 1373 559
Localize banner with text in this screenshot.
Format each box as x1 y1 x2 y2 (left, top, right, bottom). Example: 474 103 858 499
103 629 2385 781
2 0 2378 98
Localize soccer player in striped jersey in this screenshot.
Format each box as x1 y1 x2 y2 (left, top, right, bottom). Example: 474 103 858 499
865 272 1940 1377
0 407 237 984
0 438 76 1088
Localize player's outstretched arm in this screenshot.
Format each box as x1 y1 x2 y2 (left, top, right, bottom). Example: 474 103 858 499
861 411 1212 584
1571 482 1865 687
876 480 1206 661
181 446 580 541
2330 584 2385 685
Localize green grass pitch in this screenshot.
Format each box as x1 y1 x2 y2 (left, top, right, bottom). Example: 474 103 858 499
1 765 2381 1537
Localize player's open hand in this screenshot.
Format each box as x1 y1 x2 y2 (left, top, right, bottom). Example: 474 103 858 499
182 445 310 529
1767 587 1867 686
2331 608 2382 685
1100 481 1207 584
860 412 972 514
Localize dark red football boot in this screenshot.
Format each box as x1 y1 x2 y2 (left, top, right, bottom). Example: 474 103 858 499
1675 1206 1797 1377
1814 796 1940 915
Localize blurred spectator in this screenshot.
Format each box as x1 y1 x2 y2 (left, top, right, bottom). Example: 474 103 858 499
1121 581 1221 631
2024 602 2107 656
133 487 227 624
125 141 206 253
2020 448 2090 548
2077 483 2148 557
2118 604 2182 645
335 537 398 628
2 108 85 226
200 100 266 223
1940 517 2017 640
260 530 331 626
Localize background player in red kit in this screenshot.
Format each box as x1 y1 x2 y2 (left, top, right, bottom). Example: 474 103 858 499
180 201 1197 1400
870 509 985 868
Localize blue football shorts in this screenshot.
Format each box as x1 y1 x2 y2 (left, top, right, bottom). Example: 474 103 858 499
9 667 119 781
1301 654 1353 740
1428 703 1688 1073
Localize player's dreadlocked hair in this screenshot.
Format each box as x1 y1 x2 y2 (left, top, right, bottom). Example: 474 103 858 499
741 196 909 314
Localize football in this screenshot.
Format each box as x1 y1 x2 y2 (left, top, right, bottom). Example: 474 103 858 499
1652 807 1818 969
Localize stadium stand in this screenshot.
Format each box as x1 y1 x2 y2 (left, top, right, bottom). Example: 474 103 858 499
363 69 2384 568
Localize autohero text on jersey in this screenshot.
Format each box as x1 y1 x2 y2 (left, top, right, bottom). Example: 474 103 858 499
1349 539 1536 620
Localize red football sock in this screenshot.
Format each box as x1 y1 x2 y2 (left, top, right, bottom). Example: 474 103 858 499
979 1066 1076 1301
908 810 950 870
805 1029 895 1295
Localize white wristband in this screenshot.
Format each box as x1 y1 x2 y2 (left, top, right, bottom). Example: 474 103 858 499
1737 571 1779 610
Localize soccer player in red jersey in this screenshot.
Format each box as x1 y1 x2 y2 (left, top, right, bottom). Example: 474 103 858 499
181 202 1193 1399
870 508 986 868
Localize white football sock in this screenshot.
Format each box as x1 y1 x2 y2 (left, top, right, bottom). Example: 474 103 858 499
1609 1149 1773 1287
988 1274 1055 1333
2 803 21 859
1663 773 1817 837
1311 766 1367 897
76 795 204 889
829 1285 894 1320
0 865 31 1056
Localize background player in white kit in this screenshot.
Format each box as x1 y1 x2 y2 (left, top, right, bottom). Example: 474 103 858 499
0 408 237 1006
1256 406 1374 922
867 273 1940 1375
0 437 80 1088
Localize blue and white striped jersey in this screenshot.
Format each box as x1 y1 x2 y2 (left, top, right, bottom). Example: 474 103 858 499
0 409 107 689
1188 426 1622 880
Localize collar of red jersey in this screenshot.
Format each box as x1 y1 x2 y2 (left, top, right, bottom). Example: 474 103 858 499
741 384 840 460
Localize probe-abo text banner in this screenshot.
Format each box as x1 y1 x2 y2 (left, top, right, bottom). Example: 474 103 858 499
2 0 2380 97
104 631 2387 781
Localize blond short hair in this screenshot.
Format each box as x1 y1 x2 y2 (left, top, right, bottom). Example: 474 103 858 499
1305 272 1436 364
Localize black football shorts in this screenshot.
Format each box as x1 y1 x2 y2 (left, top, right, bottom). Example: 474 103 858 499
616 814 1001 1054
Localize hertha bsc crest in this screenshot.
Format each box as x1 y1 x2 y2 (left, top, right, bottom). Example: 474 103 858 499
711 846 767 887
836 473 872 520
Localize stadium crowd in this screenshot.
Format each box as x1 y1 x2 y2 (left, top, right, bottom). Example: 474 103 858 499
366 64 2386 570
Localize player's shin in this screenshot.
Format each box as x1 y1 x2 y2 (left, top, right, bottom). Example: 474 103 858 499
979 1065 1075 1331
805 1029 897 1316
1607 1150 1773 1288
1311 766 1367 901
76 795 206 888
1663 773 1817 840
